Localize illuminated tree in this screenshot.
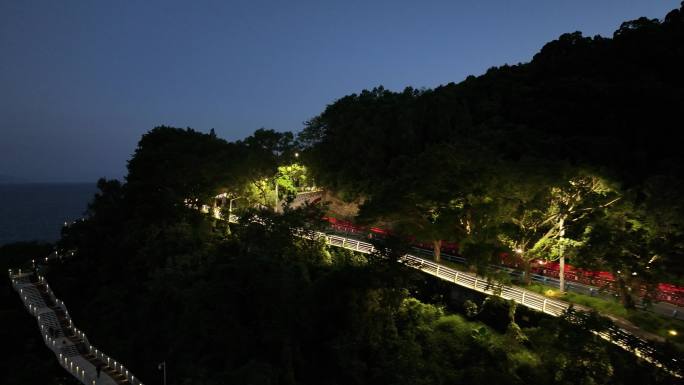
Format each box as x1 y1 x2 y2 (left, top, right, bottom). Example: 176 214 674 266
498 199 549 285
529 174 620 292
358 143 495 262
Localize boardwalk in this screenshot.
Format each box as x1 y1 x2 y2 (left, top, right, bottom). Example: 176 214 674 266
8 221 682 382
311 231 683 377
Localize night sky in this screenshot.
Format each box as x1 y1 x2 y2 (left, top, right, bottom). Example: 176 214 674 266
1 0 680 182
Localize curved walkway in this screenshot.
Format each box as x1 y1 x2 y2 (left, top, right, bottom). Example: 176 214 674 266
309 231 683 377
8 267 143 385
10 212 680 382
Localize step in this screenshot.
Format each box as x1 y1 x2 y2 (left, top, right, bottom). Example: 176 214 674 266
12 275 32 285
59 344 80 357
17 285 48 308
67 336 84 344
37 311 65 337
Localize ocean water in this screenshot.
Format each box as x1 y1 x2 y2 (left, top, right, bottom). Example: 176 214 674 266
0 183 97 245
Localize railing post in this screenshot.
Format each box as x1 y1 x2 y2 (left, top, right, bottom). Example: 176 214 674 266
521 291 526 304
436 266 440 275
473 277 478 289
454 271 459 283
542 298 547 313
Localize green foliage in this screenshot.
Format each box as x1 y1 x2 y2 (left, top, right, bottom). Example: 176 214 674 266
477 296 516 332
126 126 238 221
276 164 308 195
298 3 684 286
463 299 479 318
18 4 684 384
46 180 677 384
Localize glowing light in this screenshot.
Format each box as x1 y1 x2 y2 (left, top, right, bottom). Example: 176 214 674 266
669 330 678 336
514 248 523 254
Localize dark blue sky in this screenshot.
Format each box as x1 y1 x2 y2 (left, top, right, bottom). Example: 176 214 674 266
1 0 680 182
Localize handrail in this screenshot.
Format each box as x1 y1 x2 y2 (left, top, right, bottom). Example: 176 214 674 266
12 209 677 382
9 266 145 385
303 231 681 377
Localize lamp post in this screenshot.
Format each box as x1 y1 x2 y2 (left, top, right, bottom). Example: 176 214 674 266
228 198 237 216
158 361 166 385
274 181 279 213
558 223 566 293
228 197 243 222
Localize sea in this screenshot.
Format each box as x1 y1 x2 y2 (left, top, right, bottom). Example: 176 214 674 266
0 183 98 246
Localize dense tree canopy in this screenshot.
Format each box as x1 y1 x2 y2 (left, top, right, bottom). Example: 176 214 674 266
299 4 684 285
7 4 684 385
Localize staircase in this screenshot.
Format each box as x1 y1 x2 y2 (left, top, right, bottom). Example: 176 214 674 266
8 268 142 385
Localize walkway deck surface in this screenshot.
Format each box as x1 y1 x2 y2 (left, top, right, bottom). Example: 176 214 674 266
9 216 682 382
8 269 141 385
310 230 683 377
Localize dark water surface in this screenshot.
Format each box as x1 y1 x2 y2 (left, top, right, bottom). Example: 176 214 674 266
0 183 97 245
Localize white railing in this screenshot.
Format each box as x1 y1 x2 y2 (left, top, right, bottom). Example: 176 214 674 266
305 233 570 316
8 267 145 385
401 254 571 317
306 232 680 377
18 209 676 380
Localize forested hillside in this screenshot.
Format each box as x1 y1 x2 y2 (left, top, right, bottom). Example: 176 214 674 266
301 4 684 287
4 4 684 385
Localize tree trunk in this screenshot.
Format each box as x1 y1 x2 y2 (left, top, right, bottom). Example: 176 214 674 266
617 276 636 309
559 255 565 293
558 217 566 293
433 239 442 263
274 182 279 213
